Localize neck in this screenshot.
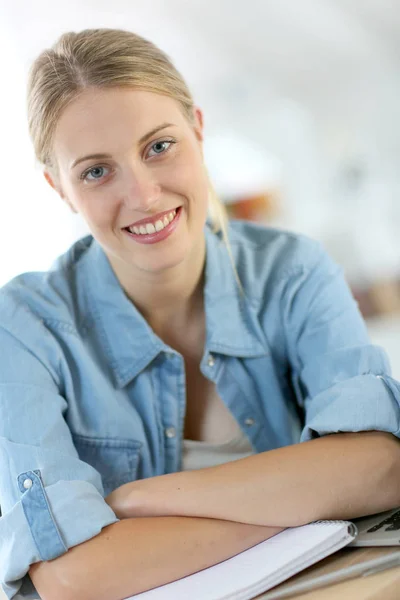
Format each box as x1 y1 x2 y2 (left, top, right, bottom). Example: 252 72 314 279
109 235 207 332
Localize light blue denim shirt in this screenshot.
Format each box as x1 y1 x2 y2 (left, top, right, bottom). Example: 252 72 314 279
1 220 400 599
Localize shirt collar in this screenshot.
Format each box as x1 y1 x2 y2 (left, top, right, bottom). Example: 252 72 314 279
79 224 267 389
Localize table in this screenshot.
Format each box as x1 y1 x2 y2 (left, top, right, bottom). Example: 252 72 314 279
256 547 400 599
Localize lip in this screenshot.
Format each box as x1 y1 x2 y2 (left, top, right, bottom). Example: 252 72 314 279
123 206 182 245
125 207 181 230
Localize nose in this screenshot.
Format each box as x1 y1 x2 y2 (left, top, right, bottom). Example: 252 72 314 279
122 165 161 212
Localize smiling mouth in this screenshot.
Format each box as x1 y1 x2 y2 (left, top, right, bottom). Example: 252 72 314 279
123 208 180 235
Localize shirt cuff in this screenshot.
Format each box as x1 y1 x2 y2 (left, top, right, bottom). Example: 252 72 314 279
300 373 400 442
0 474 119 600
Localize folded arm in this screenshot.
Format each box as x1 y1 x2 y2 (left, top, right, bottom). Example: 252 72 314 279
106 431 400 527
29 516 282 600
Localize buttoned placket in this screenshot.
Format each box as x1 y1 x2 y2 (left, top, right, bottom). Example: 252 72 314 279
161 350 186 473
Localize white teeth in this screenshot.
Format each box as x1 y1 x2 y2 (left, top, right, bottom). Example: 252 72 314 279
146 223 156 234
128 209 178 235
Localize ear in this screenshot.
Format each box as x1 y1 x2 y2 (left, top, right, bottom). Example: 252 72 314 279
43 170 78 214
192 106 204 143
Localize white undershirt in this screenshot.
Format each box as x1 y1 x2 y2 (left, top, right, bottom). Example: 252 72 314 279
181 429 254 470
181 384 255 471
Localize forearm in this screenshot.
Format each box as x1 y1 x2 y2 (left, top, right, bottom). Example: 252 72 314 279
119 431 400 527
32 516 282 600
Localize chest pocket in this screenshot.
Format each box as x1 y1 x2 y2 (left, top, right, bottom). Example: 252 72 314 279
72 433 142 496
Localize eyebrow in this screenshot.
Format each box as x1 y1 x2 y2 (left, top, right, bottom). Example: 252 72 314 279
70 122 175 170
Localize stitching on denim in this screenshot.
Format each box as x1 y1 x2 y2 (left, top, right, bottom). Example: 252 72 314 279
42 318 84 336
29 470 67 555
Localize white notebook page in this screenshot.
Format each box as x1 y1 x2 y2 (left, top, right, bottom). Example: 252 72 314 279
127 521 355 600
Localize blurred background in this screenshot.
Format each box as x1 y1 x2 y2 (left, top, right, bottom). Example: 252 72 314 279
0 0 399 375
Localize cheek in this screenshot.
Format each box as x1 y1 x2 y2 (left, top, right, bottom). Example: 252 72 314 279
164 153 208 199
61 174 122 231
76 193 120 230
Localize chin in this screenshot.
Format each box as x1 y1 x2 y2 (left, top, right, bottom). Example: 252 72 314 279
129 227 196 273
133 250 188 275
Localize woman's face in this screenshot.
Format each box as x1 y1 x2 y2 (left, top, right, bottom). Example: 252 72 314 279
46 87 209 276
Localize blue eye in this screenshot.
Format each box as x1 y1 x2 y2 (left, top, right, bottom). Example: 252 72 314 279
80 139 176 182
147 140 175 158
81 166 110 182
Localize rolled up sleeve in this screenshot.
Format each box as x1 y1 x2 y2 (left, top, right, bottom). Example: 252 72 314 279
282 242 400 442
0 327 120 599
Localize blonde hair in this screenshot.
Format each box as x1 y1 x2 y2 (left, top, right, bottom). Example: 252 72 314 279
27 27 242 291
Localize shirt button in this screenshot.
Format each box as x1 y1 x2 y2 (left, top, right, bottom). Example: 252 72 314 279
244 417 255 426
23 478 33 489
376 375 384 380
207 354 215 367
165 427 176 439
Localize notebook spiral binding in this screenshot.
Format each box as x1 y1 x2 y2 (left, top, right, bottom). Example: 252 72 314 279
312 520 358 537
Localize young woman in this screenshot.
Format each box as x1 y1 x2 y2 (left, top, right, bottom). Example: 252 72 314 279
1 27 400 600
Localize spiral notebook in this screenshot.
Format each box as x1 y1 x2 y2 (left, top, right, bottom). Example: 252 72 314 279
127 520 357 600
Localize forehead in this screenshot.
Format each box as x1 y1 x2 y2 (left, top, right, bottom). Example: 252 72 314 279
53 88 185 165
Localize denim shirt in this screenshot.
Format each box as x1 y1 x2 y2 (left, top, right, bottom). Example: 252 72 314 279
1 220 400 599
